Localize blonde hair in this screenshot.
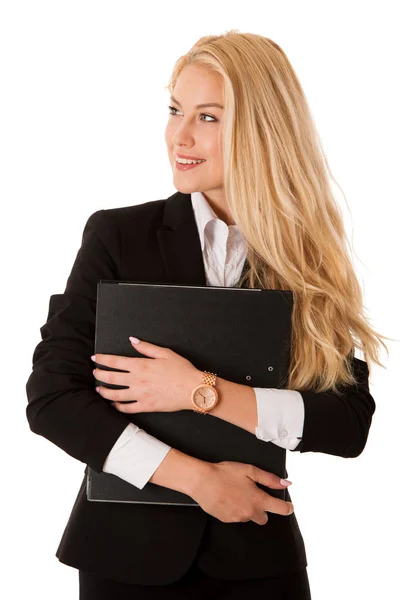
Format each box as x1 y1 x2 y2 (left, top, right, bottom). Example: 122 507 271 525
167 30 392 394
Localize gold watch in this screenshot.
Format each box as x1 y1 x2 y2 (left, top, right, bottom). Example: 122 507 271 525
191 371 219 414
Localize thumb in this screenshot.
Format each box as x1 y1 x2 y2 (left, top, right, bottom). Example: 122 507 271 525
129 337 168 359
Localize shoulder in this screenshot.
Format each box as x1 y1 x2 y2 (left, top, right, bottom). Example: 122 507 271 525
89 198 166 229
106 198 166 222
82 198 166 241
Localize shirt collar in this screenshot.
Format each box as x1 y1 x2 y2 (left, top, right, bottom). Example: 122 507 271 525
191 191 242 252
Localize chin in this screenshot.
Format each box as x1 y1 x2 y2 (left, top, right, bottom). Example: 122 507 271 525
172 180 199 195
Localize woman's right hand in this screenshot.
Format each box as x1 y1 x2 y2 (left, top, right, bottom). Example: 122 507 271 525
191 460 295 526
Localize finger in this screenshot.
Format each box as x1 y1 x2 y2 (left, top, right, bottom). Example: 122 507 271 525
250 466 292 490
262 494 294 517
93 368 133 386
92 353 133 371
113 400 141 414
96 385 134 403
248 468 294 516
129 338 171 359
252 512 269 526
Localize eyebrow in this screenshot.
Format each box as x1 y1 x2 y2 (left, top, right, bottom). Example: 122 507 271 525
170 95 224 110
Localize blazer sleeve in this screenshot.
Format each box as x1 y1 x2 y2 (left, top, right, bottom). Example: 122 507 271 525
290 356 375 458
25 209 131 473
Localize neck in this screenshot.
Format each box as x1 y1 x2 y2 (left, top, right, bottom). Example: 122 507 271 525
201 191 235 226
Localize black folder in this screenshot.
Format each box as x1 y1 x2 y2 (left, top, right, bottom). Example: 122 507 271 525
86 280 294 505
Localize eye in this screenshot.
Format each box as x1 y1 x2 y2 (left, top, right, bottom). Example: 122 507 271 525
168 106 217 122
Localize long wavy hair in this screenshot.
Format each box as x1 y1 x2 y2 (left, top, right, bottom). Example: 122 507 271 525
166 30 391 394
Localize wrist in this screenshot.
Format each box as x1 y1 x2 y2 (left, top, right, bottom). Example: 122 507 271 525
150 447 211 498
185 458 214 498
189 368 220 415
187 368 204 409
176 451 212 497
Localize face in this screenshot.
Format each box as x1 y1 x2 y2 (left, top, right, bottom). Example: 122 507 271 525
164 64 225 206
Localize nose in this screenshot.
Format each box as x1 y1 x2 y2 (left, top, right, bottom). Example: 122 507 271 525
172 117 195 148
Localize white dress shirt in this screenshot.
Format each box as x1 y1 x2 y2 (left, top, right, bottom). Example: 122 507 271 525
102 191 305 489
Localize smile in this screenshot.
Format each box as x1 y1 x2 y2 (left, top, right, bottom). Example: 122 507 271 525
175 160 206 171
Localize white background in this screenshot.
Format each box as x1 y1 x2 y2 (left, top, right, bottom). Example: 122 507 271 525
2 1 399 598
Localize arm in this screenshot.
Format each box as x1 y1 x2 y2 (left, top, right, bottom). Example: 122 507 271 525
292 357 375 457
209 378 302 441
102 389 302 494
102 423 209 495
26 209 211 492
26 211 138 472
210 356 375 458
207 379 304 450
102 388 303 491
102 423 172 490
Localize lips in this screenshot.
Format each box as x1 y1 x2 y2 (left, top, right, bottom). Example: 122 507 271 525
175 153 205 160
175 160 205 171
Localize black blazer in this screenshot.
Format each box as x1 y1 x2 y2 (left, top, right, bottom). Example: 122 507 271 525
26 190 375 585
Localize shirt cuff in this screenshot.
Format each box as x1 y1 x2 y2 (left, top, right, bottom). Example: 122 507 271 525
102 422 172 490
254 388 305 450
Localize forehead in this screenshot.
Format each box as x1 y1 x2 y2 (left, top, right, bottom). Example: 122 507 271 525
173 65 224 105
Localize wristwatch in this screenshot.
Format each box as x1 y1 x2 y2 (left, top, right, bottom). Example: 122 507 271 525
191 371 219 414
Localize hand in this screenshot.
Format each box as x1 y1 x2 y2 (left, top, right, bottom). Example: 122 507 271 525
191 461 294 526
92 337 203 414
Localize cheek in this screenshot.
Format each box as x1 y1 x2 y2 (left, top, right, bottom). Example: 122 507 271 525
201 133 222 161
203 146 222 174
164 123 174 147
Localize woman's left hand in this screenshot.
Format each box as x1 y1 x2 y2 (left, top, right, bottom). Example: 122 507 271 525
91 336 203 414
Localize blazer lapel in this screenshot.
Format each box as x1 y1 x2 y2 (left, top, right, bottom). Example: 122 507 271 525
157 190 250 287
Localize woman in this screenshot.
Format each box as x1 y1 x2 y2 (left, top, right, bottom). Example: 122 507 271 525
26 31 389 599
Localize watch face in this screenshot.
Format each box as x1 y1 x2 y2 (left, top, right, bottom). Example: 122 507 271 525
193 385 217 410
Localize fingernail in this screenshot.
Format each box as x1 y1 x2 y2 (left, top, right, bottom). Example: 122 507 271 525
280 479 292 487
129 336 140 344
91 355 96 361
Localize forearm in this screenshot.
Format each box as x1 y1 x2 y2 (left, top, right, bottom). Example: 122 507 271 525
210 376 258 434
149 447 210 496
206 357 375 459
189 372 303 448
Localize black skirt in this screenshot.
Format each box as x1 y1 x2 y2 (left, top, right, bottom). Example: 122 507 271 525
79 561 312 599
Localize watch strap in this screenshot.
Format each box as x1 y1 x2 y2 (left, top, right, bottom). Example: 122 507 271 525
203 371 217 386
191 371 218 415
